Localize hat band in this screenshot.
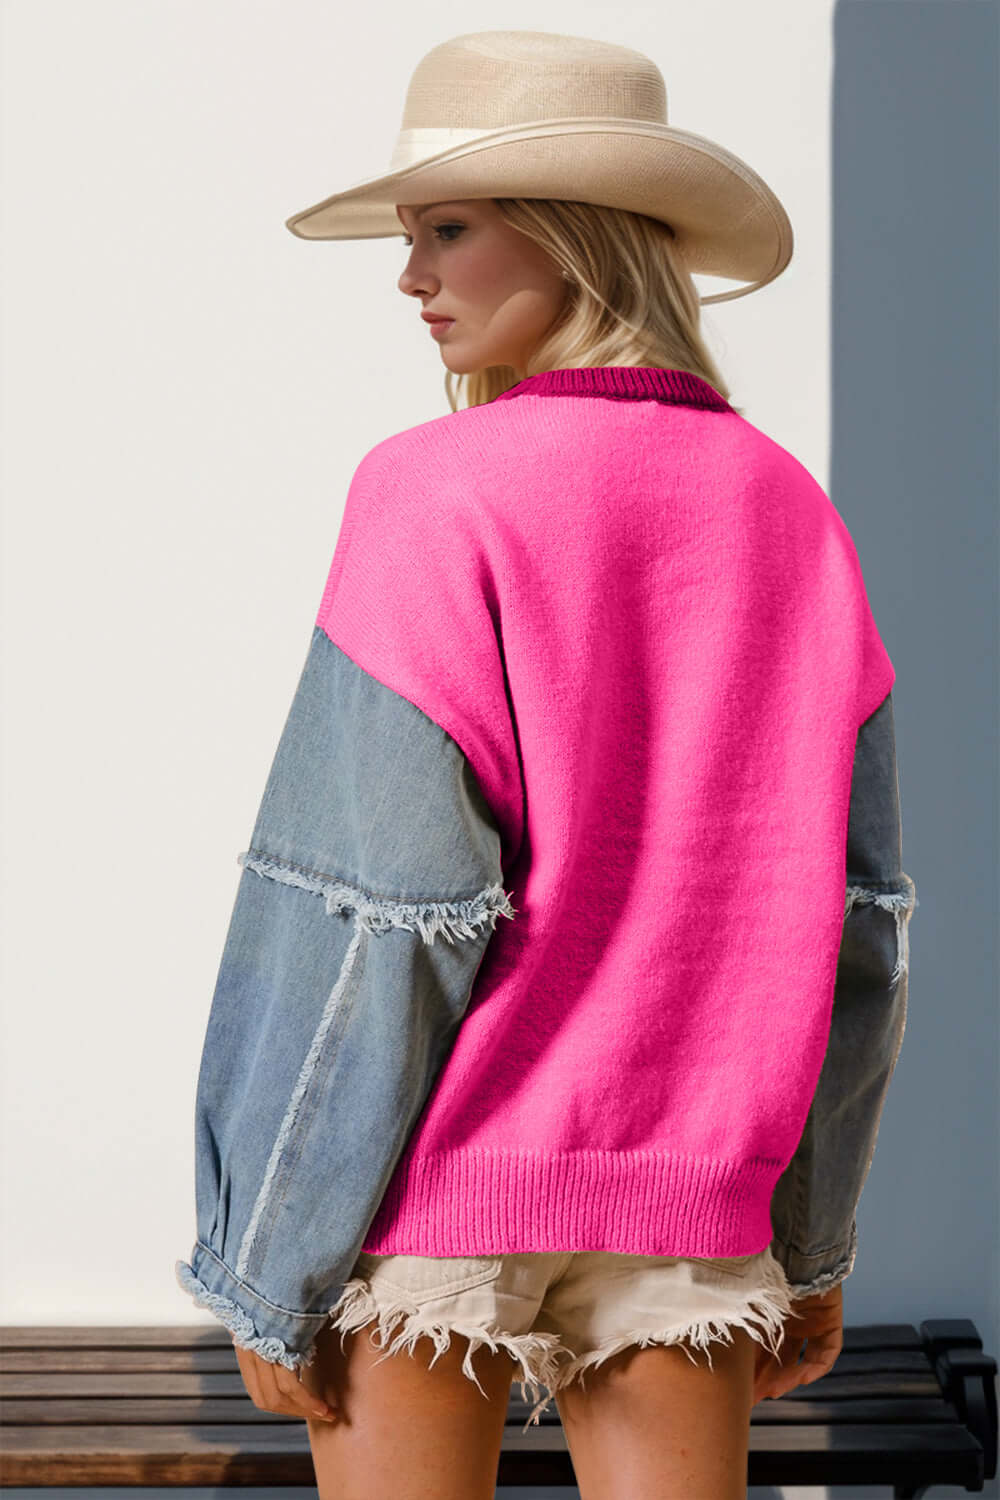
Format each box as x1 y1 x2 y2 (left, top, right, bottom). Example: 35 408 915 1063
388 127 492 173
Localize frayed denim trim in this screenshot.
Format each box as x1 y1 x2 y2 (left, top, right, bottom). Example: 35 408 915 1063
784 1256 853 1300
237 848 517 944
174 1257 319 1372
326 1254 797 1434
326 1276 569 1436
536 1248 797 1427
845 870 918 985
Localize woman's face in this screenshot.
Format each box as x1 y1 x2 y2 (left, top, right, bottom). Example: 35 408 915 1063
395 198 568 378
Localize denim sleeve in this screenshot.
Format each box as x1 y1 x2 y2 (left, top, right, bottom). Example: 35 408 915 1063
175 625 515 1370
768 690 918 1298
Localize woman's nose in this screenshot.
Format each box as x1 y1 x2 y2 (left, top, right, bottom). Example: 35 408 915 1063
398 268 438 297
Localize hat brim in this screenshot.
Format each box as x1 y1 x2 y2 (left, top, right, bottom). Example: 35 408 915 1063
283 119 793 305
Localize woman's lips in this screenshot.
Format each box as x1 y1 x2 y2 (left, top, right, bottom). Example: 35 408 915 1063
429 319 455 338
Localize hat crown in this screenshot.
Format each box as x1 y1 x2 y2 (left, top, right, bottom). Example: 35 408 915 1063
286 27 794 307
399 30 669 134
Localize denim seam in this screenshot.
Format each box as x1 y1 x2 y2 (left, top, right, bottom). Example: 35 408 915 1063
225 852 517 1296
789 1144 807 1262
234 916 369 1282
239 843 499 903
238 846 517 942
844 870 918 986
248 919 372 1277
771 1230 853 1261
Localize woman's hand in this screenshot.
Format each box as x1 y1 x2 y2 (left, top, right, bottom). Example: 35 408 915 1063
231 1334 339 1424
752 1283 844 1403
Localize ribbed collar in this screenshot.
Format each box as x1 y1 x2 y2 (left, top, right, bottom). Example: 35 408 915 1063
494 366 733 412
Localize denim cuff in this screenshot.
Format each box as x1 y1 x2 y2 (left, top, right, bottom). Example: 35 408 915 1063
771 1216 858 1300
175 1240 333 1371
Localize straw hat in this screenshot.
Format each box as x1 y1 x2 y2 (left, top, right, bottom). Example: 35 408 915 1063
284 29 794 305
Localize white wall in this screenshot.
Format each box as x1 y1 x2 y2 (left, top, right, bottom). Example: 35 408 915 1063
1 0 835 1332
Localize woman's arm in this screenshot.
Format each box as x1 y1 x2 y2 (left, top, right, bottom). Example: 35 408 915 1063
175 625 514 1369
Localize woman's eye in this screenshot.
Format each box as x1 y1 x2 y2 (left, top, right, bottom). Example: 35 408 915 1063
401 223 464 247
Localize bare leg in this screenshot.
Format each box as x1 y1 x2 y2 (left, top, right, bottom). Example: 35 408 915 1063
553 1324 758 1500
303 1316 517 1500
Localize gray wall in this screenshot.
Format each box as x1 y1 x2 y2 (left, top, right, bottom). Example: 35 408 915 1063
826 13 999 1496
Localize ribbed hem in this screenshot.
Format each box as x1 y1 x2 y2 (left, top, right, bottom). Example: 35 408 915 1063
360 1147 782 1258
493 366 734 412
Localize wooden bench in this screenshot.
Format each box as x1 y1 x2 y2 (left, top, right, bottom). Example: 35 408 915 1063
1 1319 995 1495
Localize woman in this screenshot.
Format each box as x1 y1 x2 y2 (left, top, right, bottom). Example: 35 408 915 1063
176 30 916 1500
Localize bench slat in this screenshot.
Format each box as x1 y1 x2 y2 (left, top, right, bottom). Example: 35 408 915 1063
0 1344 937 1378
0 1393 962 1428
0 1370 948 1405
1 1419 985 1489
1 1348 239 1374
1 1327 236 1348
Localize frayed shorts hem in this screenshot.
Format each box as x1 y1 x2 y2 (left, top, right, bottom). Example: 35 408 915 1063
325 1250 795 1434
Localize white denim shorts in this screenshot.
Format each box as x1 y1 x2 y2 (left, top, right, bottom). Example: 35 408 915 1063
326 1244 796 1431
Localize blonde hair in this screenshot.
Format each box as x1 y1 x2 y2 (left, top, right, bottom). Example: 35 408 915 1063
443 198 744 417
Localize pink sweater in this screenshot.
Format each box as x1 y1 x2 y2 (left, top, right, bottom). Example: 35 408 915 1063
316 365 896 1259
